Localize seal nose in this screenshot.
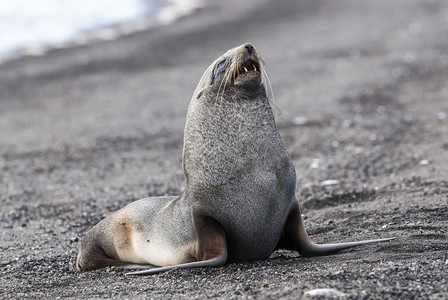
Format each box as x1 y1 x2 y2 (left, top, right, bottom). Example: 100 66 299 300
244 43 254 55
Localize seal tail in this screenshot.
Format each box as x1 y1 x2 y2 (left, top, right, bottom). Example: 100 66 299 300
281 202 395 257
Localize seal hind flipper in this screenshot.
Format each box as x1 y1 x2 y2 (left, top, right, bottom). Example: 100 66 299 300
126 215 227 276
125 251 227 275
279 201 395 256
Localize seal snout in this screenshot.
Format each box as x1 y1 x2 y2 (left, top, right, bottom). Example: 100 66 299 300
232 43 262 84
238 43 258 60
244 43 254 55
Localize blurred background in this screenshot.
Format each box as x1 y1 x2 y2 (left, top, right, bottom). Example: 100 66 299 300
0 0 200 60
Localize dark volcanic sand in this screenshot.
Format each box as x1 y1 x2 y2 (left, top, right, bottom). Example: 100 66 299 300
1 0 447 299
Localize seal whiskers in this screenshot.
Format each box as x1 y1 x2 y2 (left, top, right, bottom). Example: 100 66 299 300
260 61 274 104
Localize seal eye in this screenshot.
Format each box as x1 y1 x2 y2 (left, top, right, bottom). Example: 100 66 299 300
213 59 227 82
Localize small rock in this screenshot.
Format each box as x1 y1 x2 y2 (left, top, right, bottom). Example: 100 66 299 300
419 159 429 166
304 288 347 298
0 261 10 267
342 120 352 128
354 147 363 154
436 111 446 120
320 179 340 186
292 116 308 126
310 159 320 169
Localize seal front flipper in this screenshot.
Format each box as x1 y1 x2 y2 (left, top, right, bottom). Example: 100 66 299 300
76 234 137 271
126 215 227 276
278 201 395 256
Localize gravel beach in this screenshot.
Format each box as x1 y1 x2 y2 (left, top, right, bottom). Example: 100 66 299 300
1 0 447 298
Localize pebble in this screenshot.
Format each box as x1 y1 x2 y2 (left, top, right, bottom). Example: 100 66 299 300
0 261 10 267
292 116 308 126
436 111 446 120
304 288 347 297
419 159 429 166
310 159 320 169
320 179 340 186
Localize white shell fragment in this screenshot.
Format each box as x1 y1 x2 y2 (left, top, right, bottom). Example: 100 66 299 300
320 179 340 186
304 288 347 298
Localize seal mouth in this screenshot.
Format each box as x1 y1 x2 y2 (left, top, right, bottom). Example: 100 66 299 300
234 59 261 80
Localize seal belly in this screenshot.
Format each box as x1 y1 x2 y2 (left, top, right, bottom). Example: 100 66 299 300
128 230 196 266
118 197 197 267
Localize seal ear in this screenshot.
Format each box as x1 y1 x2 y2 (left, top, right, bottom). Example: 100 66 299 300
196 86 212 99
196 88 205 99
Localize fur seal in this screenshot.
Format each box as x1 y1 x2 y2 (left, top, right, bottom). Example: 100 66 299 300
76 43 394 275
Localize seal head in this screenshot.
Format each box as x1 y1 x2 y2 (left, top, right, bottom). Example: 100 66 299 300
193 43 265 101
